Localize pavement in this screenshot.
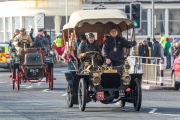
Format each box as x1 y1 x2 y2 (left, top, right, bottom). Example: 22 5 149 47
54 63 177 90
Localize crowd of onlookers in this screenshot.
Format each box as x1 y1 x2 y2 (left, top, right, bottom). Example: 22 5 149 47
138 33 180 69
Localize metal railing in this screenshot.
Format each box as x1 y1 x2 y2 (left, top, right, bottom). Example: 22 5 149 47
128 56 164 85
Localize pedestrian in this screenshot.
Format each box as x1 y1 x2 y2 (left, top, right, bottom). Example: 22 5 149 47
138 40 149 63
164 37 171 69
44 30 51 44
152 38 161 63
171 38 177 63
160 33 166 47
29 28 35 42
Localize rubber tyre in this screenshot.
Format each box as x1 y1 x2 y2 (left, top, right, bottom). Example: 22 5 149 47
78 78 87 111
171 71 180 90
67 83 73 107
133 78 142 111
15 68 20 90
119 100 126 107
48 67 53 90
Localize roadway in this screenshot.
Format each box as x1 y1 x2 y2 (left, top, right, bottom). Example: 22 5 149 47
0 67 180 120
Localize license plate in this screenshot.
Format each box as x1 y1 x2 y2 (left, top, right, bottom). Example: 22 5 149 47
119 90 125 97
30 69 39 72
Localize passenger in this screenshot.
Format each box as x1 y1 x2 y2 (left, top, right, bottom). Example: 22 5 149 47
78 33 103 66
98 32 110 50
33 29 50 49
9 29 20 52
13 28 33 55
102 25 136 66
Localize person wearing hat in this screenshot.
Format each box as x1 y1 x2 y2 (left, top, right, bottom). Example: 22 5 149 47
13 28 33 55
164 37 171 69
9 29 20 51
33 29 50 49
78 33 103 67
102 25 136 66
138 40 149 63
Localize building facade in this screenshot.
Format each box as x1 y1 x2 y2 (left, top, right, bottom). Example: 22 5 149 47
82 0 180 42
0 0 82 42
0 0 180 42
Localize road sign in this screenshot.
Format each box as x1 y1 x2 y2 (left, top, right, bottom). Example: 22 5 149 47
37 13 45 29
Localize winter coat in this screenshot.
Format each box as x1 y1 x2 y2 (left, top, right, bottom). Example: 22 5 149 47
33 35 50 48
171 42 177 56
138 44 149 57
152 41 161 57
102 36 134 62
164 42 171 56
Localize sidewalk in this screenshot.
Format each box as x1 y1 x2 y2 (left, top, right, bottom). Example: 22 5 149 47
54 62 68 68
141 69 175 90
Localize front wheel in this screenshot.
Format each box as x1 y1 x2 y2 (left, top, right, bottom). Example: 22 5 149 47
78 78 87 111
67 83 73 107
15 68 20 90
133 78 142 111
171 71 180 90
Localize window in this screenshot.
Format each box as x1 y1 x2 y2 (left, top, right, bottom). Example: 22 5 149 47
14 17 20 30
152 9 165 35
0 18 4 42
169 9 180 35
24 17 35 35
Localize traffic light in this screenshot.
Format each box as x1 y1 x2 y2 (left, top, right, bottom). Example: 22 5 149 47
130 2 141 29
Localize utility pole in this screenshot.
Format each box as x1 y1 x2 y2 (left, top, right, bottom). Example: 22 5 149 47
152 0 154 39
66 0 68 24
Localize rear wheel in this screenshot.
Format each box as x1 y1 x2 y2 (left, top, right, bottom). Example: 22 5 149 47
78 78 87 111
15 68 20 90
133 78 142 111
67 83 73 107
48 67 53 90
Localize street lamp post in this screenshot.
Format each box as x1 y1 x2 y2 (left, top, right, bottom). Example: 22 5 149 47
66 0 68 24
152 0 154 39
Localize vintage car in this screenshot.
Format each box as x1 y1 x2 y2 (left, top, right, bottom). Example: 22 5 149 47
62 10 143 111
10 40 55 90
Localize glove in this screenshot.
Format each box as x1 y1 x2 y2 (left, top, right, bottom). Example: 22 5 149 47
80 53 86 59
18 41 21 45
132 40 137 46
27 44 30 48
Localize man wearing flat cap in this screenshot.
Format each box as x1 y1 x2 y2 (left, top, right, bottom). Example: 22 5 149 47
102 25 136 66
13 28 33 55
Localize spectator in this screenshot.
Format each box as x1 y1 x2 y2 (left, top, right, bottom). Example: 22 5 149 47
152 38 161 63
138 40 149 63
29 28 35 42
171 38 177 62
160 33 166 47
44 30 51 44
174 42 180 58
54 33 62 49
164 38 171 69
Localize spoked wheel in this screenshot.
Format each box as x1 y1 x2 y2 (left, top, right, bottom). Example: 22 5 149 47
67 83 73 107
15 68 20 90
133 78 142 111
171 71 180 90
119 100 126 107
78 78 87 111
48 67 53 90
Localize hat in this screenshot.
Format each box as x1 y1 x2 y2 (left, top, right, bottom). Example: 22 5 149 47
87 33 95 39
166 38 169 41
110 25 118 31
79 35 86 40
38 28 44 32
142 39 147 43
20 28 26 32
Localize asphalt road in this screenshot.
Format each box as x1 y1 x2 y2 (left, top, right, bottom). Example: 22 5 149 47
0 67 180 120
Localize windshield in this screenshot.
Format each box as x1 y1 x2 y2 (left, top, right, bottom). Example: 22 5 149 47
0 47 5 52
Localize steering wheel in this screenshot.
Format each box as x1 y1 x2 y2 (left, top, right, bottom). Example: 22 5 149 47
19 39 30 48
81 51 101 60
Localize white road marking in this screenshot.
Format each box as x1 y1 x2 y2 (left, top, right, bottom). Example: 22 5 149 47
42 89 49 92
25 86 33 88
42 89 65 94
61 93 67 96
149 108 157 113
152 113 180 117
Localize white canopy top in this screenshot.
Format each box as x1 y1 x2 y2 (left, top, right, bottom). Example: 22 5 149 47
68 9 134 30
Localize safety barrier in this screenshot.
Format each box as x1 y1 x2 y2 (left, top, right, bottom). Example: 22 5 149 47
127 56 165 86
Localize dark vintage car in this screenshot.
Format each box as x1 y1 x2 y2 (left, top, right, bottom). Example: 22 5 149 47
10 40 55 90
62 10 143 111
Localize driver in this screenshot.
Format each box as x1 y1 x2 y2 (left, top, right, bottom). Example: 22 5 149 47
78 33 103 66
13 28 33 55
